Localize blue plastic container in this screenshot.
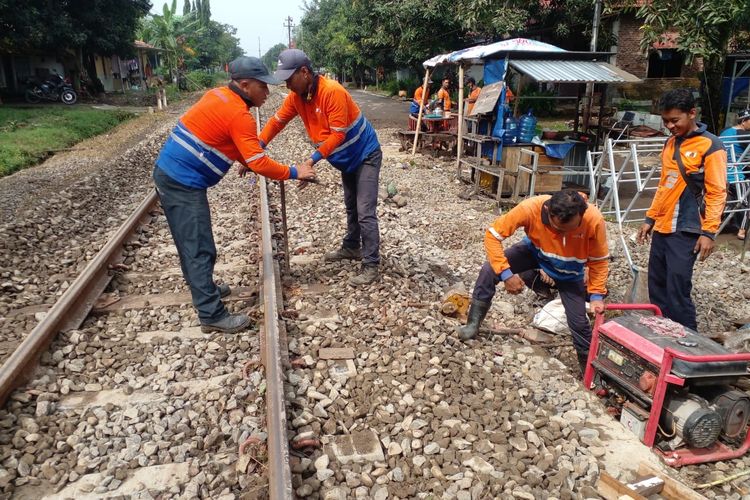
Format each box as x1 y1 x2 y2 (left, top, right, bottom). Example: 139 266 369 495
518 109 537 143
503 113 518 145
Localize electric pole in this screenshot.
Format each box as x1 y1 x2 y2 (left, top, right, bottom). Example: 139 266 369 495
258 37 261 58
583 0 603 132
283 16 294 47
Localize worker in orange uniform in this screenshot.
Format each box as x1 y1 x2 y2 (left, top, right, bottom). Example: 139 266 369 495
153 57 316 334
637 89 727 331
437 77 452 114
466 77 481 114
261 49 383 286
458 190 609 375
410 80 431 116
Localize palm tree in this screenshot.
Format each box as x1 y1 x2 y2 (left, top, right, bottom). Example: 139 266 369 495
139 0 202 80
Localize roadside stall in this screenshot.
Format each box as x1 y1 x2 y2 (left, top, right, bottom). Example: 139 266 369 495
412 38 641 203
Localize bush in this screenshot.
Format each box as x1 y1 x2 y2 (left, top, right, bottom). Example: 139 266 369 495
184 70 229 91
382 78 420 97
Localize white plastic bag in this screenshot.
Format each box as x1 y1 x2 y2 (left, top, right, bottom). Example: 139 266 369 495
532 299 569 335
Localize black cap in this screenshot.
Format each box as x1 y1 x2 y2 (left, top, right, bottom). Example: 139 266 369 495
273 49 312 81
229 56 279 84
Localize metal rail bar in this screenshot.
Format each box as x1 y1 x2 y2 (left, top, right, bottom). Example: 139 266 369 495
0 190 158 406
259 177 293 499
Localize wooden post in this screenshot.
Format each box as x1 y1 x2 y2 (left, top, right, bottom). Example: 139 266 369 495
456 64 465 177
411 69 431 155
162 88 168 108
157 90 163 111
513 73 524 117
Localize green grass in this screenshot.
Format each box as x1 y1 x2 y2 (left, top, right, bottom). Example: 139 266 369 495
0 106 134 177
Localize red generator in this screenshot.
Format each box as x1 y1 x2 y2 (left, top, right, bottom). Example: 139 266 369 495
584 304 750 467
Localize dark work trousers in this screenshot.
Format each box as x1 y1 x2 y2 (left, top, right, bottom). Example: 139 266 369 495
341 148 382 266
648 231 699 331
472 242 592 354
153 166 226 323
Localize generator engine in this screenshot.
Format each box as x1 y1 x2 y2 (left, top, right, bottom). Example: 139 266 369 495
587 309 750 466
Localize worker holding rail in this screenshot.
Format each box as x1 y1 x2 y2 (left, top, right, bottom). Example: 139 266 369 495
458 190 609 374
260 49 383 286
153 56 316 334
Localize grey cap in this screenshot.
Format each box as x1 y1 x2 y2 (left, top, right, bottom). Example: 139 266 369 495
228 56 279 84
273 49 312 81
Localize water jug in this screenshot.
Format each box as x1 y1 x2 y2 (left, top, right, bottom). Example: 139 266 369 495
518 109 537 143
503 113 518 145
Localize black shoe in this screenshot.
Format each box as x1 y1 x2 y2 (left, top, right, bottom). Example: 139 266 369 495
218 283 231 298
457 300 491 341
348 264 379 286
200 313 251 334
325 247 362 262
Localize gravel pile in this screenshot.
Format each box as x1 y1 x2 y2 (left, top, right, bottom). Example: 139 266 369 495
272 117 750 499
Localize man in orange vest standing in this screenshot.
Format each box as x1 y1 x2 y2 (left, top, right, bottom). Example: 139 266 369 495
261 49 383 286
153 57 316 334
637 89 727 331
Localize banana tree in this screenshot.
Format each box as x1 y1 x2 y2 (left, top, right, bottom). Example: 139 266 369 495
139 0 202 80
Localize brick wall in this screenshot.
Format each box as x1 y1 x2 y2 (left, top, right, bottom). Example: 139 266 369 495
615 14 648 78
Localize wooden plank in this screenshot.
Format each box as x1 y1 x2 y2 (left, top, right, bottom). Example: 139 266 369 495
637 462 707 500
597 471 648 500
92 286 258 313
318 347 355 360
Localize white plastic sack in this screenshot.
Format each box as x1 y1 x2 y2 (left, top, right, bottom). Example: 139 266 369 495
532 299 569 335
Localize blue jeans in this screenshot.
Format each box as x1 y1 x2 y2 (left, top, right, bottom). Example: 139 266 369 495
153 166 226 323
341 149 382 265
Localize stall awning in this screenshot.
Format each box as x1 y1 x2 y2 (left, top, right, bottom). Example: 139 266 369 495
509 60 641 83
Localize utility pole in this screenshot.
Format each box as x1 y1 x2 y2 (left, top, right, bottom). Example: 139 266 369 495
258 37 261 58
583 0 603 132
283 16 294 47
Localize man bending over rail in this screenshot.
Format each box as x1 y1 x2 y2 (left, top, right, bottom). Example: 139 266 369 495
153 57 316 334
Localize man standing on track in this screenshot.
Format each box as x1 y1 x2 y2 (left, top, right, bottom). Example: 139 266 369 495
153 56 316 334
261 49 383 286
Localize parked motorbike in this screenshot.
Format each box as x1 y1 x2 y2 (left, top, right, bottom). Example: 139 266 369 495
24 74 78 105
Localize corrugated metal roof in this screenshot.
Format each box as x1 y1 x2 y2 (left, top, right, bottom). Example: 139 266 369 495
509 60 641 83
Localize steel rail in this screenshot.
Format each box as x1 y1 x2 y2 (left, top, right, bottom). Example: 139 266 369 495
0 190 158 406
259 176 293 499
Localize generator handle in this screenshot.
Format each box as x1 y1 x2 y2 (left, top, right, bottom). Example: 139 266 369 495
662 348 750 363
600 303 663 316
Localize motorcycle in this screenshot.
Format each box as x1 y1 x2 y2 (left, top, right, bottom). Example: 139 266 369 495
25 73 78 105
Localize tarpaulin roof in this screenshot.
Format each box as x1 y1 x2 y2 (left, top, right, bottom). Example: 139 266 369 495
509 60 641 83
423 38 565 68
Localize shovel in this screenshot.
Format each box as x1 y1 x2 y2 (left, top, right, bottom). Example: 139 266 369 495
620 231 649 304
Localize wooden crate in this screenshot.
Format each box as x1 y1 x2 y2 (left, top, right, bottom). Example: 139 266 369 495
502 150 563 194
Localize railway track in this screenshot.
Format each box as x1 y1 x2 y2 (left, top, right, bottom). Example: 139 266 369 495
0 167 294 498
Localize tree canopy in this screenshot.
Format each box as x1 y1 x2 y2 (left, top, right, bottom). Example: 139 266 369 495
138 0 243 76
0 0 151 56
262 43 288 72
297 0 610 78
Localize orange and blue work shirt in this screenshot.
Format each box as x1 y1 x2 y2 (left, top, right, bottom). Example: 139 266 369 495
156 85 296 189
260 76 380 173
645 123 727 238
485 195 609 299
410 86 429 115
437 88 451 112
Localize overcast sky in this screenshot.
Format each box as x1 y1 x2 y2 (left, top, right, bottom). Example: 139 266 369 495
150 0 307 57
